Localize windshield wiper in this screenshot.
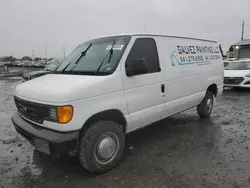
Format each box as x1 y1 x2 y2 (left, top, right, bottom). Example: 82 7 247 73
95 40 115 74
62 43 92 72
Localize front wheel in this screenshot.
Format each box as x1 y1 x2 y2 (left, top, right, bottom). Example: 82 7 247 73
77 121 125 173
197 91 214 118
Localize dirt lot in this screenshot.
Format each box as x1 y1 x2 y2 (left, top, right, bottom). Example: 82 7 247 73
1 77 250 188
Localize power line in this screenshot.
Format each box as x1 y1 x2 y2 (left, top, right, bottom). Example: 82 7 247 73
63 45 66 59
32 50 34 59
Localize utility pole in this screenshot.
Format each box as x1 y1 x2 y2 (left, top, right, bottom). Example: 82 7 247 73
241 20 244 41
45 33 48 59
32 50 34 60
63 45 66 59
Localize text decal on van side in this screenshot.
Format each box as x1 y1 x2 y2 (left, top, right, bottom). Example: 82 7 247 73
170 45 221 66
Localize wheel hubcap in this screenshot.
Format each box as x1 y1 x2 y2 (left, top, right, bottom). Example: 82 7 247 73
97 137 116 159
207 98 212 111
95 133 118 164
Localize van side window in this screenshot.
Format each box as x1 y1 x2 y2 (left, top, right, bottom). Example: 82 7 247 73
126 38 160 75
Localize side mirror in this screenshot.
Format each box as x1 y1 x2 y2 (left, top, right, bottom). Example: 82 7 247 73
126 58 148 76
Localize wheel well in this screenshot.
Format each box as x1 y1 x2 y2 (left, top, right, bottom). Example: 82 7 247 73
207 84 218 96
81 110 127 133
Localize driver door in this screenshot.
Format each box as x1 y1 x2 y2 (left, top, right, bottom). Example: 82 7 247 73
122 37 166 131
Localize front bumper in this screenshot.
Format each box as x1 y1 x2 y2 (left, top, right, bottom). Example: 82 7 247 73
12 113 79 156
224 84 250 88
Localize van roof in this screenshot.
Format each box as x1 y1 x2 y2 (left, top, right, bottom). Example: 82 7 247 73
91 33 217 43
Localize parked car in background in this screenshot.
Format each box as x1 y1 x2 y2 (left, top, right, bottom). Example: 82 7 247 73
22 59 62 81
32 61 41 68
17 61 26 67
223 58 240 68
35 60 47 68
26 61 35 67
22 61 31 67
224 59 250 88
12 61 20 67
40 61 48 68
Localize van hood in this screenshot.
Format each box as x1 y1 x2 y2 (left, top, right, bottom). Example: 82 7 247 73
224 70 250 77
15 73 122 104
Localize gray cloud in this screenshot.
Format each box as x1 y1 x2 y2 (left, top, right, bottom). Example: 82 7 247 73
0 0 250 58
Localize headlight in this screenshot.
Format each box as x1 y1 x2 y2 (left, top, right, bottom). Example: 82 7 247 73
49 107 57 121
245 74 250 77
48 106 73 124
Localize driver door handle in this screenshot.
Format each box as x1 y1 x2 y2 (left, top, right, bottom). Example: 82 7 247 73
161 84 165 93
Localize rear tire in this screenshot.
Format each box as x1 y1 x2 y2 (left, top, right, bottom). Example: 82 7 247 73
77 121 125 173
197 91 214 118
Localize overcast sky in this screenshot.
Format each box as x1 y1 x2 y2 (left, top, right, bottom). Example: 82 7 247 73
0 0 250 58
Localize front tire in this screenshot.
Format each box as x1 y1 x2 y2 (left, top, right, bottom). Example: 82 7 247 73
197 91 214 118
77 121 125 173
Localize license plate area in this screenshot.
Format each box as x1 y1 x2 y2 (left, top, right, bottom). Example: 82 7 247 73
34 138 50 155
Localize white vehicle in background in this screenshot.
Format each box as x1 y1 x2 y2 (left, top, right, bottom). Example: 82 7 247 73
12 34 223 173
18 61 28 67
224 59 250 88
32 61 43 68
223 58 239 68
21 61 30 67
27 61 36 67
13 61 21 67
16 61 24 67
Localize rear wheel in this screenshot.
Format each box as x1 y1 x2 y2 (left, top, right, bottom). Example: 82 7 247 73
77 121 125 173
197 91 214 118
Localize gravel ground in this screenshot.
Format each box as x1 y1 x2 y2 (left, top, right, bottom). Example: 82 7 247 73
1 76 250 188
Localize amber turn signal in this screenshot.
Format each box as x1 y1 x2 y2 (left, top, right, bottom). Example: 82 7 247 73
57 106 73 124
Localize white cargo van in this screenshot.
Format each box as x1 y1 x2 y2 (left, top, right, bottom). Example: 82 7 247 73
12 34 223 173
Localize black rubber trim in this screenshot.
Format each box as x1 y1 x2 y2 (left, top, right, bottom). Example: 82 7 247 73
131 34 217 43
12 112 79 155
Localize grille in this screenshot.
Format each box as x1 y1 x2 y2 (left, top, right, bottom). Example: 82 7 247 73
14 96 49 124
224 77 244 85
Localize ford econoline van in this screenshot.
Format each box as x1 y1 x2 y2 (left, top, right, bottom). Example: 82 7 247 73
12 34 224 173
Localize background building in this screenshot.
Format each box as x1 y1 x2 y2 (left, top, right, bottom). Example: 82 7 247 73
228 39 250 58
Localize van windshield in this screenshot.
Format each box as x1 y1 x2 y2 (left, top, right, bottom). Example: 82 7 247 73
56 35 131 75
